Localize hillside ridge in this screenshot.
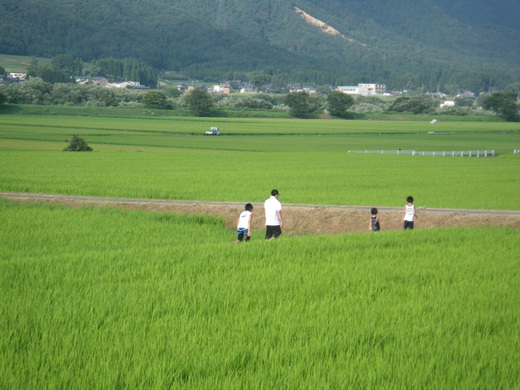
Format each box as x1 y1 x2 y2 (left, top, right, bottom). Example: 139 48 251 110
0 0 518 90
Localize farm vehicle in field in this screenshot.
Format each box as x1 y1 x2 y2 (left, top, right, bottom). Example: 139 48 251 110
205 127 220 135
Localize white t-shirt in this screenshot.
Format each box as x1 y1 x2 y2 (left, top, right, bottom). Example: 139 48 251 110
237 210 252 229
404 204 415 221
264 196 282 226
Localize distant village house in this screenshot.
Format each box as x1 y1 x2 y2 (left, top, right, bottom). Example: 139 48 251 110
212 83 232 94
0 72 27 84
175 82 187 91
336 83 386 96
240 83 258 94
106 81 148 89
440 100 455 108
90 77 108 87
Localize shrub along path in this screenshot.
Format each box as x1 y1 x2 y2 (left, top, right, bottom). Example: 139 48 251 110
2 192 519 235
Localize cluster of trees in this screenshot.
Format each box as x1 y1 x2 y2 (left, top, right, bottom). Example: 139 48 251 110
25 55 157 87
282 92 354 118
27 56 78 84
280 91 518 120
480 92 520 122
1 78 135 107
1 78 518 120
92 58 157 88
388 96 438 114
137 88 519 122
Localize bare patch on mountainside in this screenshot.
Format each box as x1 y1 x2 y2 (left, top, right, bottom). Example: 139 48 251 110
4 194 519 236
293 7 366 47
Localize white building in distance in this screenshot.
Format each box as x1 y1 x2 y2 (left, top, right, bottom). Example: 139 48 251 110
336 83 386 96
439 100 455 108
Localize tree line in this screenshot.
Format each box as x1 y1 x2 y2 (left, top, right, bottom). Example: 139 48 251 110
1 79 517 121
25 56 157 88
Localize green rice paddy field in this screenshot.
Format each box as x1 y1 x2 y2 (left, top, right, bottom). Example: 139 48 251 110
1 114 519 209
1 200 519 389
1 113 519 388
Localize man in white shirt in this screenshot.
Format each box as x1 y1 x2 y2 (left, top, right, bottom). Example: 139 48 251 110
264 189 283 240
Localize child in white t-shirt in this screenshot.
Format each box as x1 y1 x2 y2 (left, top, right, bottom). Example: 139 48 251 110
234 203 253 243
403 196 418 230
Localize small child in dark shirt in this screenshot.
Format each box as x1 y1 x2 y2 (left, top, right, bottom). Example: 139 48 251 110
369 207 382 232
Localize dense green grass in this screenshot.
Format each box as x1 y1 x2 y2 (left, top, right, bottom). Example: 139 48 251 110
1 150 519 209
1 113 519 209
1 114 518 157
1 108 518 388
1 200 519 389
2 126 518 154
1 113 519 137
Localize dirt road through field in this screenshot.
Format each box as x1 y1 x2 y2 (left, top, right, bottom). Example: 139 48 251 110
2 192 519 235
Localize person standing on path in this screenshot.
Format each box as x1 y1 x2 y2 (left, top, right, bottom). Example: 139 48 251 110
403 196 418 230
264 189 283 240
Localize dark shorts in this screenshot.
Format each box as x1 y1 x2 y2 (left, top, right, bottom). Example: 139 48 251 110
265 225 282 239
237 228 250 242
403 221 414 230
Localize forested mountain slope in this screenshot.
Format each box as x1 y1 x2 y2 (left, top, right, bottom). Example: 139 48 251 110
432 0 520 32
0 0 518 91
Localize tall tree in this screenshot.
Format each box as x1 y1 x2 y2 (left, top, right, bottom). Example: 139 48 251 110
142 91 170 109
327 91 354 117
284 92 310 117
51 54 76 75
248 70 271 88
19 77 53 104
184 89 214 117
0 89 6 105
481 92 519 121
94 58 157 88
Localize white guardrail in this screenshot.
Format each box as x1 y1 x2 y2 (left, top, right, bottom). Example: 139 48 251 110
347 150 495 157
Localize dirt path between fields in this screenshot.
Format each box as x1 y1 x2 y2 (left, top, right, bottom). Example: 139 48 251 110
2 192 519 235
